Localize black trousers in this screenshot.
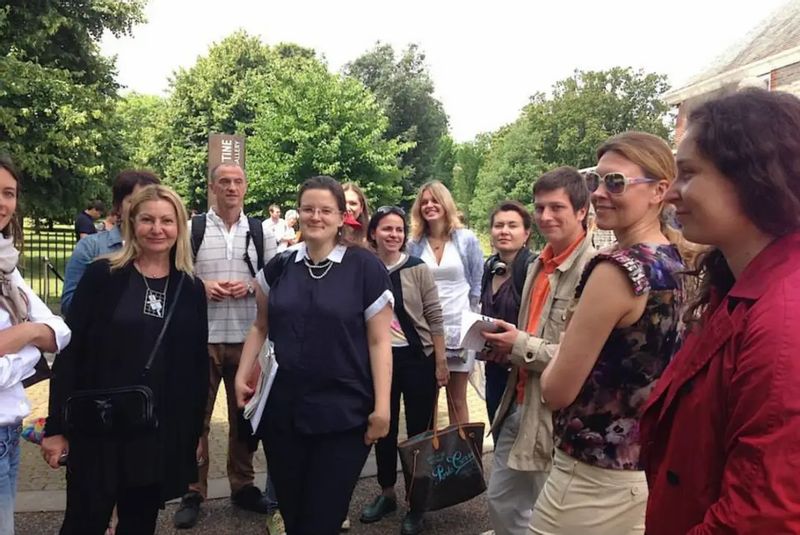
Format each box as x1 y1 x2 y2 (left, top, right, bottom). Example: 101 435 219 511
60 478 161 535
263 419 370 535
485 361 510 439
376 346 438 490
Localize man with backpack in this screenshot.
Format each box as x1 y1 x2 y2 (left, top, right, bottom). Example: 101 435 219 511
174 163 278 530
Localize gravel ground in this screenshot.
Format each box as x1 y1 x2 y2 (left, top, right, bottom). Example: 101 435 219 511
15 454 495 535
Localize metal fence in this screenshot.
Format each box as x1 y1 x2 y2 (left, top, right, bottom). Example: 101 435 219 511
19 226 74 308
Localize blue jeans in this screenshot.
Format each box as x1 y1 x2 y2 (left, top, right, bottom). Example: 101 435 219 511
0 424 21 535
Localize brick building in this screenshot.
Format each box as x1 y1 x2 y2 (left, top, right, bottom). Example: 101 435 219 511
665 0 800 143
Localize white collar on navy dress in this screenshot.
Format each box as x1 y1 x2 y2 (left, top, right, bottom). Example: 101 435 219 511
293 242 347 264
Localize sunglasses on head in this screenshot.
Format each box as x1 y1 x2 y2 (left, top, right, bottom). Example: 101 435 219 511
375 205 406 217
583 171 657 195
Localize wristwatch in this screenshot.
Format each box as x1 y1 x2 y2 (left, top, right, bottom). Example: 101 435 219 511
246 282 255 295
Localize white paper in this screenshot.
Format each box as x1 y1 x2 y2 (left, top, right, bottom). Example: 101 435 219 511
459 310 501 351
245 339 279 433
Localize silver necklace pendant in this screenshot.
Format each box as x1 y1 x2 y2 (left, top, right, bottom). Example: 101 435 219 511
141 271 169 318
303 257 334 280
143 287 166 318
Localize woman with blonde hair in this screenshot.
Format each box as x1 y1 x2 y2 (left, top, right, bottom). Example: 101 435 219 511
407 180 483 425
42 185 209 535
532 132 685 534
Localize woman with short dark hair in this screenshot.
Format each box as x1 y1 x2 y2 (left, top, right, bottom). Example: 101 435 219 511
641 88 800 534
481 201 533 426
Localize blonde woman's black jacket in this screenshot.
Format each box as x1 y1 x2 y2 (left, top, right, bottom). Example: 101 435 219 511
45 259 209 503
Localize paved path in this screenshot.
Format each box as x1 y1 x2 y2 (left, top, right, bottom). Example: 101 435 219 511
16 373 495 533
15 453 495 534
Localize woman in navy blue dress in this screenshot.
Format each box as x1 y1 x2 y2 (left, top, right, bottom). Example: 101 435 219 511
235 176 393 535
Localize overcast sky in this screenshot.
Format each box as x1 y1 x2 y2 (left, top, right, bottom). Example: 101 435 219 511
101 0 789 141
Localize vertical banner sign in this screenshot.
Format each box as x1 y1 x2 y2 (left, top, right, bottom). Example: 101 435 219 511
207 133 246 209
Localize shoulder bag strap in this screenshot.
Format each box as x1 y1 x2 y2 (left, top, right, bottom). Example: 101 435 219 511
142 272 186 376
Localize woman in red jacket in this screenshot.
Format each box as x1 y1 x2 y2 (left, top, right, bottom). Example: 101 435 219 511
640 88 800 534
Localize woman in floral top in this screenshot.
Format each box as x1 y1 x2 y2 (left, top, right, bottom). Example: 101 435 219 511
532 132 686 534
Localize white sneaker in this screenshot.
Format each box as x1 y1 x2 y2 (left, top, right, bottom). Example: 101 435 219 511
340 517 351 531
479 531 495 535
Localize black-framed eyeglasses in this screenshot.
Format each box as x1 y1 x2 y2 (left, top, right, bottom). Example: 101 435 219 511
583 171 658 195
375 205 406 217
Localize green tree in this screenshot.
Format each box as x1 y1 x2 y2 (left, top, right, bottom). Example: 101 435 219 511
532 67 671 169
452 133 491 225
470 121 549 235
431 134 456 190
160 32 407 213
344 43 448 201
247 56 408 213
160 31 275 208
114 92 168 170
0 1 146 221
471 67 672 234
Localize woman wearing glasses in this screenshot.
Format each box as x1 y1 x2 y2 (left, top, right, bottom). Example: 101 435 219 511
531 132 685 534
235 176 393 535
408 181 483 426
358 206 449 534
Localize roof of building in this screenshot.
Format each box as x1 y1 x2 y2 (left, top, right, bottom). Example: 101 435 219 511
664 0 800 103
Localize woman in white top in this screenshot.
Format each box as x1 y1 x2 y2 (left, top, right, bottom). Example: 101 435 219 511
0 155 71 534
407 181 483 425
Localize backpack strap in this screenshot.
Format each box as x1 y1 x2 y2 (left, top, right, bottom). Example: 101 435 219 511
190 215 206 260
247 217 265 271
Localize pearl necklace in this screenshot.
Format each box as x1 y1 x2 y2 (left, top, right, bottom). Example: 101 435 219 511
303 256 334 280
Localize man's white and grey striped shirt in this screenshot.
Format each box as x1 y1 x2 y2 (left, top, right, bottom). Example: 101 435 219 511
194 208 277 344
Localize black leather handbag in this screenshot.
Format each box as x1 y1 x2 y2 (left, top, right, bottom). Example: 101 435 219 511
63 274 184 438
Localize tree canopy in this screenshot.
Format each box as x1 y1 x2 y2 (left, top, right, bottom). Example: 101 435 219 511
470 67 673 234
152 31 407 214
345 43 448 202
0 0 145 220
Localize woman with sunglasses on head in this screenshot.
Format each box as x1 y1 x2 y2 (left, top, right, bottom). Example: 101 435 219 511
358 205 449 535
640 89 800 534
407 181 483 426
235 176 393 535
531 132 686 534
0 156 70 535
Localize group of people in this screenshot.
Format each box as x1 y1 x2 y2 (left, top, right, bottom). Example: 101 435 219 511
0 86 793 535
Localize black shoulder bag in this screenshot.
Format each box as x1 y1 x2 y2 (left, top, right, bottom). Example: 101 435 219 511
63 274 186 438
